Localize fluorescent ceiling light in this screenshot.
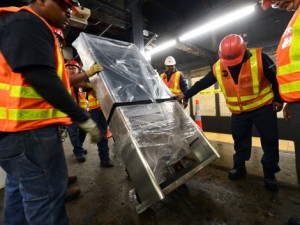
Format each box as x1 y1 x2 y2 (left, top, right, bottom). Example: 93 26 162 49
146 39 177 56
143 52 152 61
144 4 256 57
179 4 256 41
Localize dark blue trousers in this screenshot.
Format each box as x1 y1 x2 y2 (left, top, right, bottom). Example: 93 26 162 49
231 104 280 174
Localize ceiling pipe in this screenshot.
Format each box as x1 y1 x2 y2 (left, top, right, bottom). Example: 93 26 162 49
99 24 113 36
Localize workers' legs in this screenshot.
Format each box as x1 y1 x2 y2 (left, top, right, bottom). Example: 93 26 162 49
79 126 87 145
3 176 27 224
229 113 252 179
253 105 280 191
0 125 69 225
253 105 280 174
90 108 113 167
231 113 253 167
287 102 300 186
66 123 86 162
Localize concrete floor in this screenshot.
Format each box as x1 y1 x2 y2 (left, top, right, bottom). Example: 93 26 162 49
0 134 299 225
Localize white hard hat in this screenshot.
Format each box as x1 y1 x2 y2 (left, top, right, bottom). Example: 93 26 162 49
164 56 176 66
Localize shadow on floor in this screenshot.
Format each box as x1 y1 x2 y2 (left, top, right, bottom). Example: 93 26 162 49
0 138 299 225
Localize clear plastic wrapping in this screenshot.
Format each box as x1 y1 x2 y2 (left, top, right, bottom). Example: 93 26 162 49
72 33 215 184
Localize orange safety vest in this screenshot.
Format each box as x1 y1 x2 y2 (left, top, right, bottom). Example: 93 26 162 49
212 48 274 114
78 90 100 111
276 7 300 102
160 71 182 95
0 6 71 132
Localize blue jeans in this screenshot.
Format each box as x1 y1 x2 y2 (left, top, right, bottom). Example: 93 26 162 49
0 125 68 225
80 109 110 162
66 123 85 157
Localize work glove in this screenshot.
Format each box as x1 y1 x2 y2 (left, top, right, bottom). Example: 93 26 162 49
76 118 102 143
85 64 104 78
85 82 92 89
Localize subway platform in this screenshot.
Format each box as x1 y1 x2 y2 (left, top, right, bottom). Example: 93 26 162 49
0 132 299 225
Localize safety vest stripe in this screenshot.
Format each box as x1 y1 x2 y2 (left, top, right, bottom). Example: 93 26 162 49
226 96 238 102
242 92 274 110
169 90 182 94
0 108 67 120
280 80 300 93
0 107 6 119
277 62 300 76
239 86 272 101
250 49 259 94
226 92 274 112
173 71 180 93
87 96 100 108
9 85 71 98
215 61 227 96
88 101 99 108
277 11 300 76
56 47 63 78
10 86 42 99
0 83 9 90
227 104 240 111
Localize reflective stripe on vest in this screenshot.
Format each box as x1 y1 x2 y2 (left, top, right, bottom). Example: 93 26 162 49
276 7 300 102
78 91 100 110
0 6 71 131
160 71 182 95
213 48 274 114
0 108 68 120
87 92 100 110
78 92 88 109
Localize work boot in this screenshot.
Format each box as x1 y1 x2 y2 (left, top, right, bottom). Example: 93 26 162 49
65 187 81 202
288 217 300 225
228 166 247 180
100 160 114 168
264 172 278 191
68 175 78 186
76 155 86 163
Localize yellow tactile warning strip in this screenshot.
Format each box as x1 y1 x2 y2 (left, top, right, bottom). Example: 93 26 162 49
203 132 295 152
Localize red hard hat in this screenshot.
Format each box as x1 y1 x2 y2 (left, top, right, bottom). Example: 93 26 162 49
65 60 81 69
261 0 278 10
63 0 80 13
53 28 66 46
218 34 246 67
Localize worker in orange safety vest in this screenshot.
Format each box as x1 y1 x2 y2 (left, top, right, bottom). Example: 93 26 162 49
177 34 283 191
261 1 300 224
0 1 101 224
77 88 114 168
160 56 188 107
64 59 103 163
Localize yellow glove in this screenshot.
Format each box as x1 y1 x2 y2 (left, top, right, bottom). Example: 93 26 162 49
76 118 102 143
85 64 104 77
85 82 92 89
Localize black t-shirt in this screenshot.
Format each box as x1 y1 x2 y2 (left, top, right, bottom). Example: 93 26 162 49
0 11 55 71
0 10 88 123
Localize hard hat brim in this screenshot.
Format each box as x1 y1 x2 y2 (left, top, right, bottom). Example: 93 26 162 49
261 1 272 10
220 49 245 67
